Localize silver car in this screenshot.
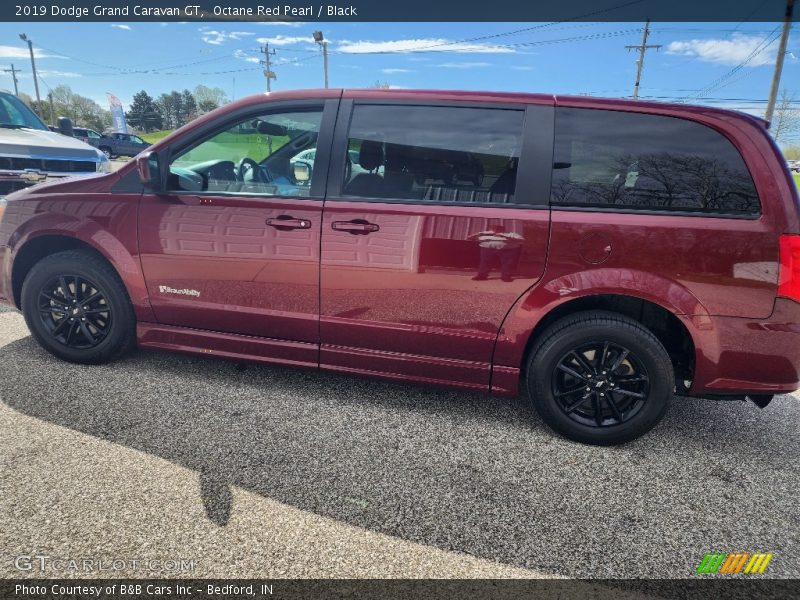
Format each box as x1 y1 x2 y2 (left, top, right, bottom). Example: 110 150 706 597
0 91 110 199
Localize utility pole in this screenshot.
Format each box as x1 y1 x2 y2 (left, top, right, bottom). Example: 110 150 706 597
47 92 56 126
3 64 20 96
260 43 277 92
19 33 42 118
625 19 661 99
313 31 329 88
765 0 795 123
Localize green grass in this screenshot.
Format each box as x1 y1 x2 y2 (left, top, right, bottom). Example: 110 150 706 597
794 173 799 189
140 130 173 144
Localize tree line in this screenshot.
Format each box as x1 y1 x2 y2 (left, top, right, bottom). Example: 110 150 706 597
20 84 228 133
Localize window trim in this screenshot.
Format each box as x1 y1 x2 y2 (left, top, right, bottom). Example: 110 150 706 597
548 106 762 219
325 100 554 209
158 98 338 200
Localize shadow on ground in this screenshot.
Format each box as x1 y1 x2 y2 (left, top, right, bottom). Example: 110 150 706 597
1 332 798 578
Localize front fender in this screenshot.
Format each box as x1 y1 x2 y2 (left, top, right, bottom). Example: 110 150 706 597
6 193 154 322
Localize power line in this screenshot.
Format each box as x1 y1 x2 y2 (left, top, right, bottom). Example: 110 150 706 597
681 26 782 102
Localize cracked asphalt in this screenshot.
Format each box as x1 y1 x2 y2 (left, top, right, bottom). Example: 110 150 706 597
0 304 798 580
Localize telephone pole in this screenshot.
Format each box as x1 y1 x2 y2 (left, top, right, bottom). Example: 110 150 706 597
47 92 56 126
313 31 329 88
19 33 42 118
3 64 19 96
260 44 276 92
625 19 661 99
765 0 795 123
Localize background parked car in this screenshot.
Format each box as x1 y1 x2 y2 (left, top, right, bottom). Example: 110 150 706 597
72 128 149 159
0 90 110 198
788 159 800 173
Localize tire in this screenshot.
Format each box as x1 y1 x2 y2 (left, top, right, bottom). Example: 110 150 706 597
525 310 673 445
20 250 136 364
99 146 113 159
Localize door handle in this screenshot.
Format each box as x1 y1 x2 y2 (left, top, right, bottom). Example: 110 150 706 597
331 220 380 235
266 216 312 231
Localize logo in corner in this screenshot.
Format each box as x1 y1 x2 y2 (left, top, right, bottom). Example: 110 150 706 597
696 552 774 575
158 285 201 298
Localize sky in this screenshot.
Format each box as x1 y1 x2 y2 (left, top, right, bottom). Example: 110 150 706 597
0 21 797 139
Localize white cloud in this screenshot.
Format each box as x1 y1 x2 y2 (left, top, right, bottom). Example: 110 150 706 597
336 38 514 54
436 62 492 68
511 65 534 71
200 29 255 45
111 24 132 31
19 69 81 78
666 33 777 66
0 45 61 60
381 68 412 74
255 35 315 46
234 49 261 64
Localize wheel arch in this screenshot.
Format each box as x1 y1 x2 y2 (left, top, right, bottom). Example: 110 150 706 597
492 291 698 396
10 229 153 322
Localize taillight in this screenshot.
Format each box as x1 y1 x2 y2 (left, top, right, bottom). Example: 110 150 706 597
778 235 800 302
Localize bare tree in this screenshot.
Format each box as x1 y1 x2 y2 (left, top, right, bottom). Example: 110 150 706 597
770 89 799 144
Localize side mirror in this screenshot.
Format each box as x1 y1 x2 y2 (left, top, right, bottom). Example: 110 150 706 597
57 117 73 137
293 161 311 184
136 151 162 191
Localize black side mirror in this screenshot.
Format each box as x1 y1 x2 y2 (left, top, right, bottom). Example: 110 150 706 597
136 151 162 191
57 117 73 137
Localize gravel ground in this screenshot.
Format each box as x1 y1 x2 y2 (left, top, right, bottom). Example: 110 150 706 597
0 304 797 580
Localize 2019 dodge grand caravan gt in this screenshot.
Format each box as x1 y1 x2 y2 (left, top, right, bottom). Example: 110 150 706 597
1 88 799 445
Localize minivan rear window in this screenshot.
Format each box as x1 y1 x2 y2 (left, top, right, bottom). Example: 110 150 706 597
342 104 525 205
550 108 761 216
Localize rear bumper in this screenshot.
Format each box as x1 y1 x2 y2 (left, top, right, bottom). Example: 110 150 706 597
689 297 800 396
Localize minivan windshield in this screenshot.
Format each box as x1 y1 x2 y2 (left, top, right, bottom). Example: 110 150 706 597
0 92 48 131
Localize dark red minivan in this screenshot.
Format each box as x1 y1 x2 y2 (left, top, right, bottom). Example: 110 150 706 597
1 89 799 444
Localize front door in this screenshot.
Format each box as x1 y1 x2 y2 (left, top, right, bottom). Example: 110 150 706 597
319 99 554 389
139 100 336 364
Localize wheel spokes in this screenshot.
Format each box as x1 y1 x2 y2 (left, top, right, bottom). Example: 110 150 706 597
37 274 112 349
553 340 649 428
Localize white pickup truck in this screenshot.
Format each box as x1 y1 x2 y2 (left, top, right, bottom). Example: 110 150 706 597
0 90 110 198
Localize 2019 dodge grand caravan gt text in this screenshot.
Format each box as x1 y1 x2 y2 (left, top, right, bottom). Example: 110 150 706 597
1 89 799 445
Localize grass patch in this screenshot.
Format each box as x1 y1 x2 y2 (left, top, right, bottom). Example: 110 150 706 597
794 172 799 189
140 130 174 144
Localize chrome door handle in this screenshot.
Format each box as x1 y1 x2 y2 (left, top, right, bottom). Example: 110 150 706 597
331 220 380 235
266 216 312 230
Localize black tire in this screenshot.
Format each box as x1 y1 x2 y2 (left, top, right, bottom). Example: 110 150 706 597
99 146 113 159
525 310 673 445
21 250 136 364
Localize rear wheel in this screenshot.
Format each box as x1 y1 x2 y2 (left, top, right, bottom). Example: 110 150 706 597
21 250 136 364
99 146 113 159
525 310 673 445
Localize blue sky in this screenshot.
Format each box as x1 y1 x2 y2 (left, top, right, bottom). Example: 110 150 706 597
0 21 797 122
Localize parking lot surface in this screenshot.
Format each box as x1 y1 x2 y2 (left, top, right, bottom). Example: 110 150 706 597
0 304 797 579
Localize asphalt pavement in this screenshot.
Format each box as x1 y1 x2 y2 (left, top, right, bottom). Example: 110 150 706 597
0 304 797 579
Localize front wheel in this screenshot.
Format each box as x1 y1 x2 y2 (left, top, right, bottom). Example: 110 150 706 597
21 250 136 364
525 310 673 445
99 146 113 159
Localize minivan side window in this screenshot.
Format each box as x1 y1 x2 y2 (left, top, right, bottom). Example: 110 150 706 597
551 108 761 216
342 105 525 205
166 109 323 197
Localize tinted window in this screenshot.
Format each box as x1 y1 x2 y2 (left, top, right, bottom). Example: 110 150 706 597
167 109 323 197
551 108 760 215
0 93 47 130
342 105 525 204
